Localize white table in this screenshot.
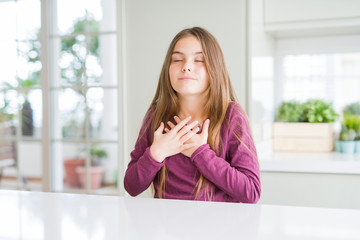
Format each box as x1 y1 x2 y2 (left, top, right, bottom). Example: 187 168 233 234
1 190 360 240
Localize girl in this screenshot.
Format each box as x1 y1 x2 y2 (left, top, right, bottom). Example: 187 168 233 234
124 27 261 203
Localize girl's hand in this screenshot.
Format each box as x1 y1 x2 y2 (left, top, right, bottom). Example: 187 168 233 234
150 117 200 163
165 116 210 158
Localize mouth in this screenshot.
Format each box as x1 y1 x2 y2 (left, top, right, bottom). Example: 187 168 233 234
179 77 196 80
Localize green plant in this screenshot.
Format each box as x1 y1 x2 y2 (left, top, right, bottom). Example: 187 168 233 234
0 98 16 123
61 16 100 139
343 114 360 141
339 125 356 141
301 99 338 123
1 36 40 135
90 145 108 166
343 102 360 115
340 129 356 141
276 101 304 122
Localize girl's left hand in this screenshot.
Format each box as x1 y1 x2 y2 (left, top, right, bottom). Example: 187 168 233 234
165 116 210 158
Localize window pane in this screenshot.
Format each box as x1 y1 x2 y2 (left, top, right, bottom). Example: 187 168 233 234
0 89 19 129
87 34 117 86
18 141 42 190
86 36 102 85
0 1 16 41
56 88 86 139
58 142 118 193
17 41 41 88
17 0 41 41
1 141 42 191
61 142 86 190
87 88 117 141
85 143 118 193
55 0 86 35
19 89 42 138
281 53 360 113
0 41 17 88
60 35 86 86
86 0 116 33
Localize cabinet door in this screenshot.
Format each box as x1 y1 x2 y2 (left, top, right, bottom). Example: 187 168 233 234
264 0 360 23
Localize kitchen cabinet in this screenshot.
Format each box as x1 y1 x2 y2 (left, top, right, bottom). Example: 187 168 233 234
263 0 360 37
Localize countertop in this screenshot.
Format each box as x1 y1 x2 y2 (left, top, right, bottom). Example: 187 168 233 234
1 190 360 240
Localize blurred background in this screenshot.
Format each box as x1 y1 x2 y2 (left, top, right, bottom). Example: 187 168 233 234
1 0 360 209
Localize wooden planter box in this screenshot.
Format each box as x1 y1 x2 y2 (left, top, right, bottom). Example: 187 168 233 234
272 122 334 152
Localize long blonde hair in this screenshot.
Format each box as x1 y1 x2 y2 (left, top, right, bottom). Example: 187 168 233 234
146 27 238 200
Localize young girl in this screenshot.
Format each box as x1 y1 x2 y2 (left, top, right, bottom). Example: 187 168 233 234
124 27 261 203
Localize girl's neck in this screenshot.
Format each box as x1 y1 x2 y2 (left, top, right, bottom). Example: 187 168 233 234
178 95 207 121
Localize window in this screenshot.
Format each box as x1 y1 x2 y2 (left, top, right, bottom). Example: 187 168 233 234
281 53 360 114
251 35 360 146
0 0 42 189
51 0 119 193
0 0 120 195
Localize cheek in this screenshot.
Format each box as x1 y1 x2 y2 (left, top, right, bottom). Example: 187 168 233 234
199 67 210 84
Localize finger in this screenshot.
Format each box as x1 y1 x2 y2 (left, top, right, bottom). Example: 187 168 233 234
174 116 181 124
167 121 176 129
164 128 170 133
180 127 199 143
154 122 164 136
177 120 198 137
172 116 192 133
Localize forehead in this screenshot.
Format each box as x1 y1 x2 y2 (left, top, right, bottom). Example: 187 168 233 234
173 36 203 54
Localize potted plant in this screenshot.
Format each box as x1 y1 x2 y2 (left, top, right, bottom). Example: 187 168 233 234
76 145 108 190
336 114 360 153
275 101 304 122
64 157 86 188
273 99 338 152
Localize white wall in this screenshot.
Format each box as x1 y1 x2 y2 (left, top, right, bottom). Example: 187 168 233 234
249 0 276 142
124 0 249 164
123 0 249 197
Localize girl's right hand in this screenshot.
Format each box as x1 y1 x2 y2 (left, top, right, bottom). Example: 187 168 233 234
150 116 199 163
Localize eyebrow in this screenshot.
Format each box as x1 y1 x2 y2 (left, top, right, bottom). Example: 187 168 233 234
172 51 203 55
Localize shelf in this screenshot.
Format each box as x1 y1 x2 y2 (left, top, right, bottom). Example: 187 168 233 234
257 141 360 174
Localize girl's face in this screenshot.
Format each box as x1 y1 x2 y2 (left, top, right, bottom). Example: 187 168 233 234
169 36 209 98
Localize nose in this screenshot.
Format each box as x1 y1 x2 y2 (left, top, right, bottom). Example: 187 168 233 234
182 61 192 72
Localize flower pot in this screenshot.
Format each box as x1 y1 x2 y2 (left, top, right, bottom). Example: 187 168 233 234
272 122 334 152
355 141 360 154
64 158 85 187
340 141 356 154
76 166 104 190
335 140 342 152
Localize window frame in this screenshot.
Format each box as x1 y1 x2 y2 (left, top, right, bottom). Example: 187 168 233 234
39 0 126 194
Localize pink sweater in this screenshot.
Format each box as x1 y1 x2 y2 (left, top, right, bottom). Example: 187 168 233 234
124 102 261 203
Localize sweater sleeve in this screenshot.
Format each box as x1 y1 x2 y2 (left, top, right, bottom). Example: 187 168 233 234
123 109 164 196
190 104 261 203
